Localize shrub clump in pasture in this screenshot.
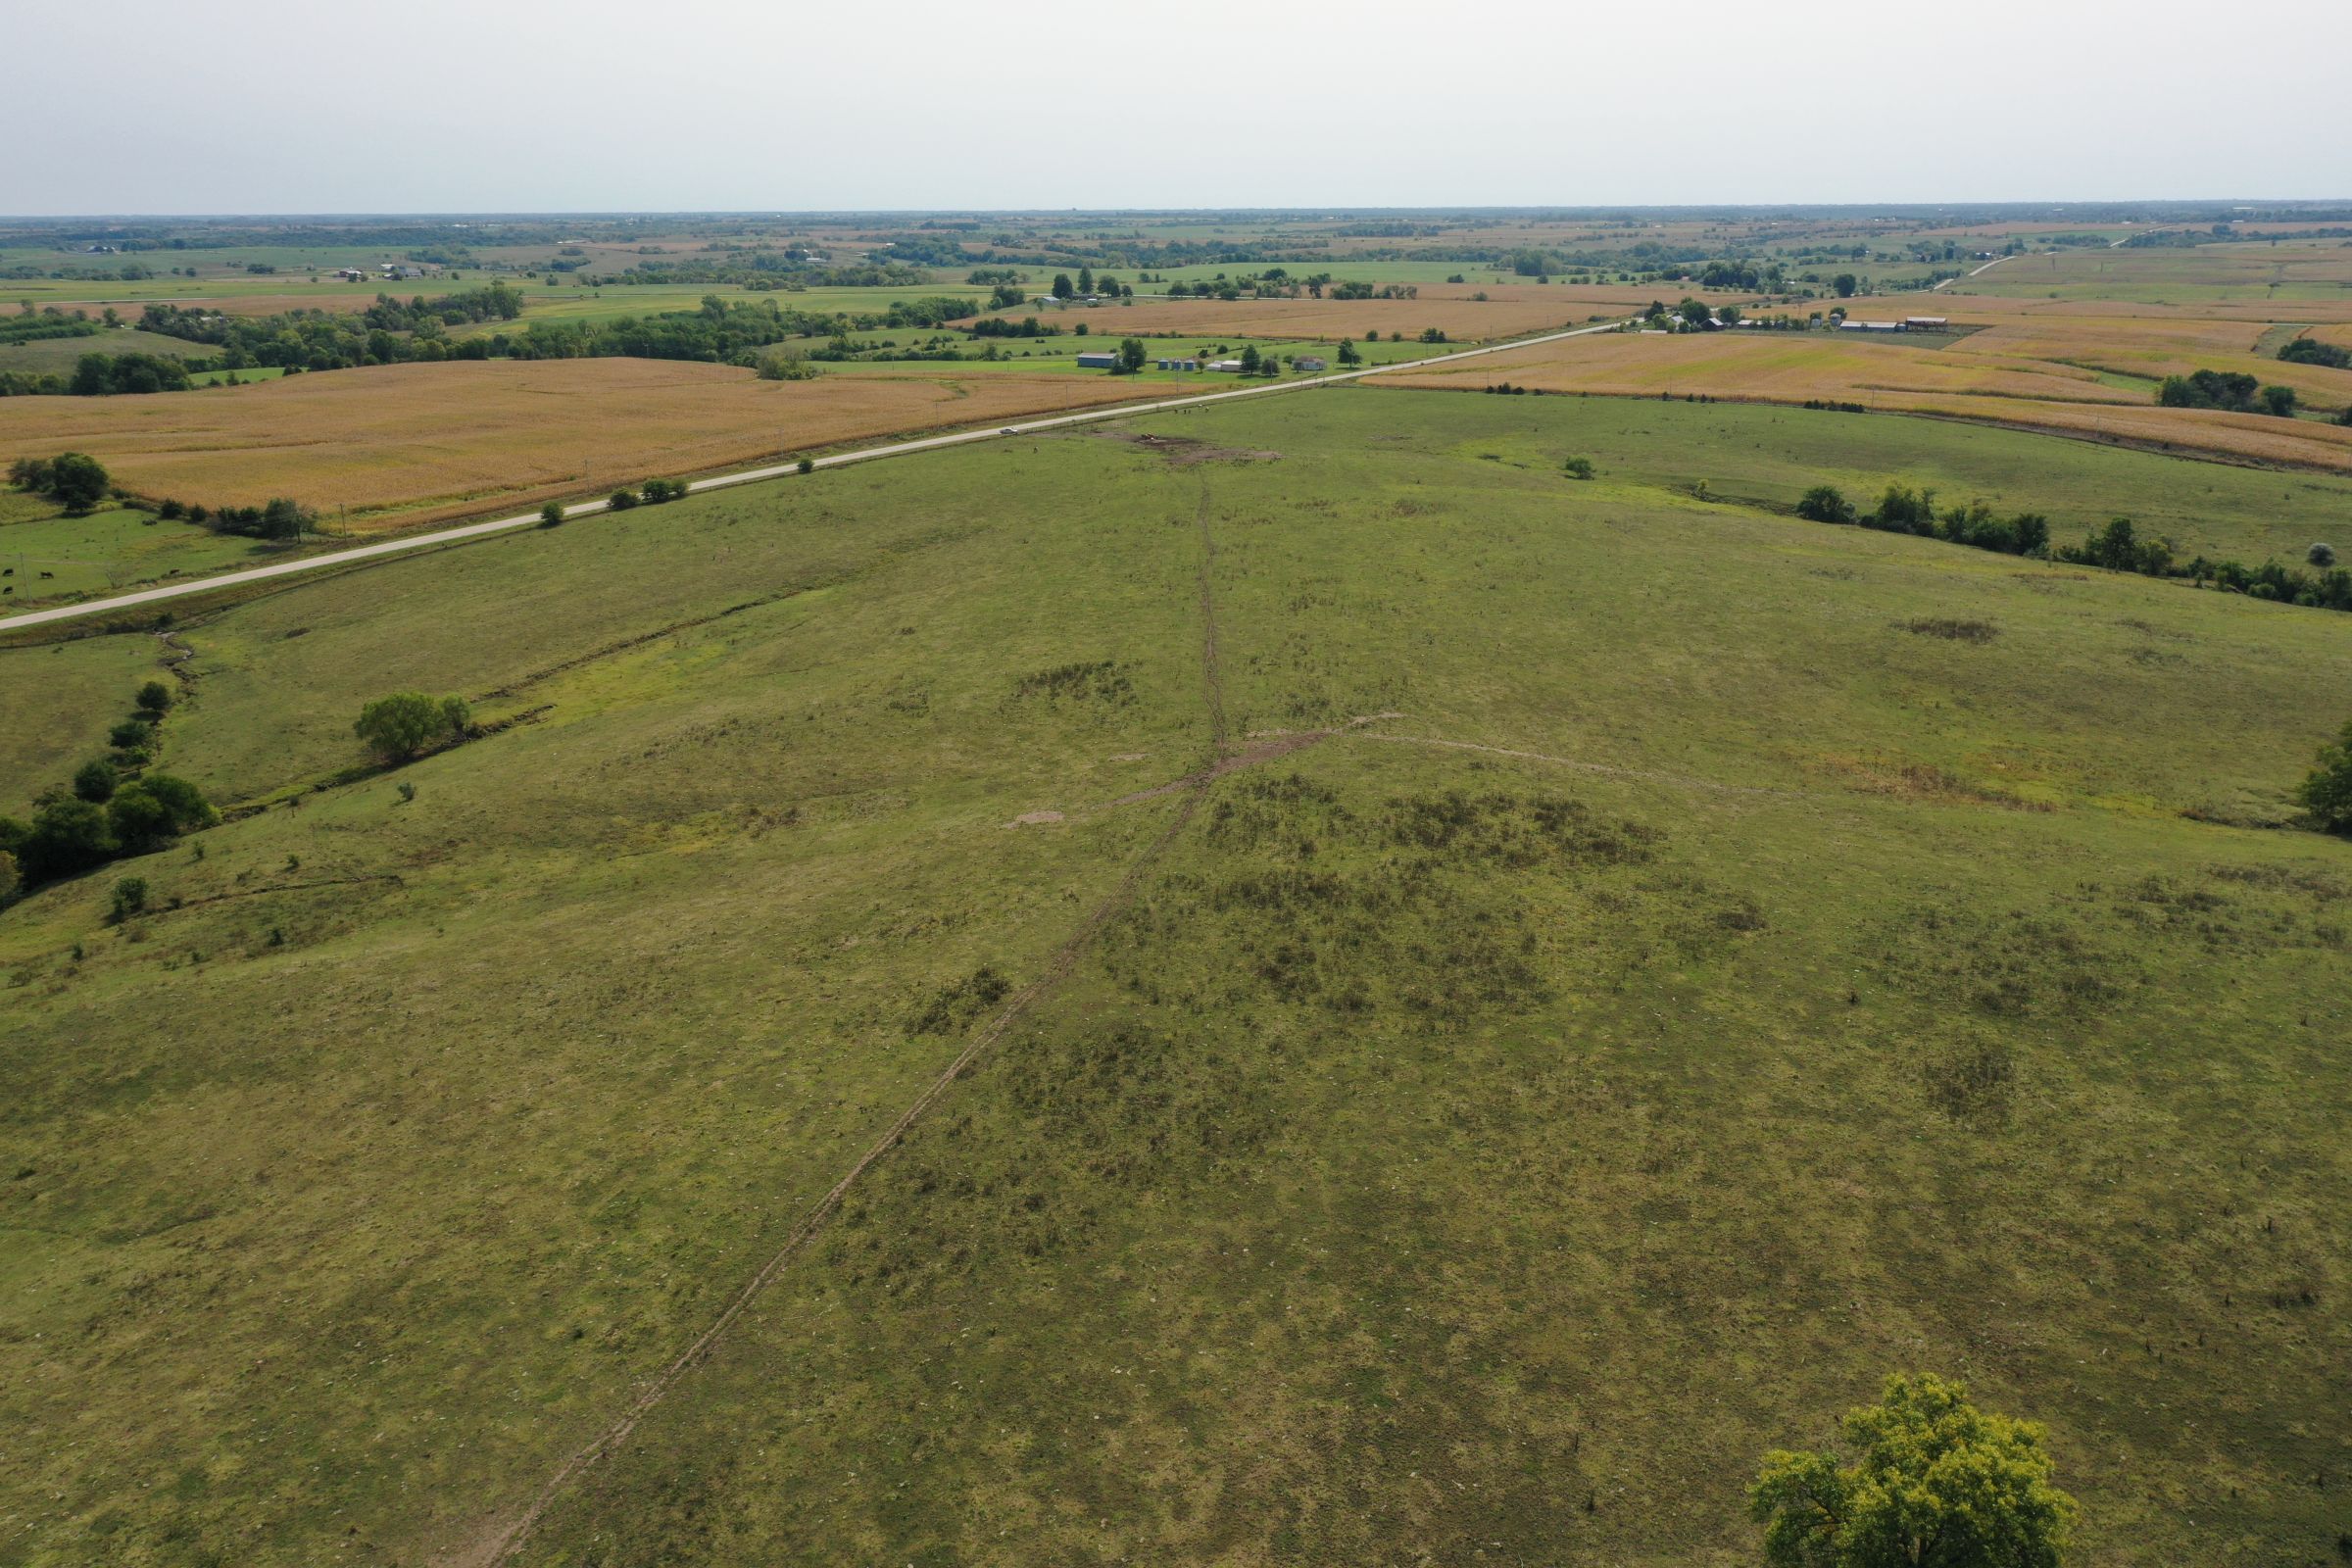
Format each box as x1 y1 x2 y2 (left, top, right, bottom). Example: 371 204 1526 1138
1012 661 1135 708
355 692 472 762
2299 719 2352 833
1898 618 1998 643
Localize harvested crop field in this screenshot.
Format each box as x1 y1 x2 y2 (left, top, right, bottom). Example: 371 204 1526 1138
0 358 1169 529
1376 329 2138 404
957 291 1627 343
1373 328 2352 471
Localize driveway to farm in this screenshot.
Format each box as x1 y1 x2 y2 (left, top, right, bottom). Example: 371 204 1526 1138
0 319 1629 634
1935 254 2014 290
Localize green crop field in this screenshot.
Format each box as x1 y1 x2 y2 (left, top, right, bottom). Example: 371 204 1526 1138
2 387 2346 1568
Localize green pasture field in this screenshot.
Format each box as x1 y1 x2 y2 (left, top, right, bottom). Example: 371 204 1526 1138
0 258 396 300
2 386 2348 1568
1954 242 2352 306
1134 259 1534 288
452 283 1023 335
829 330 1442 378
0 500 289 611
0 326 216 372
1345 390 2352 564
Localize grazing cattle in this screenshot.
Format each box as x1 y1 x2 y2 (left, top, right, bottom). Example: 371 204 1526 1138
39 570 55 579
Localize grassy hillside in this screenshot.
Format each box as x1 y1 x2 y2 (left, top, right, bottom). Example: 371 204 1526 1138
1 390 2346 1567
0 326 214 373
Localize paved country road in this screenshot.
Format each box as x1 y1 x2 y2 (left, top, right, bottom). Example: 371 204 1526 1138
0 319 1627 635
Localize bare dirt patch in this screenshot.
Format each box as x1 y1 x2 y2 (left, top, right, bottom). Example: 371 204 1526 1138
1094 431 1282 466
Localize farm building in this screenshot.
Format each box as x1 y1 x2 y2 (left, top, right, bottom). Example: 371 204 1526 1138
1074 350 1118 368
334 269 368 281
1207 359 1246 373
1838 320 1905 332
1905 317 1949 330
1292 356 1328 371
1156 358 1199 371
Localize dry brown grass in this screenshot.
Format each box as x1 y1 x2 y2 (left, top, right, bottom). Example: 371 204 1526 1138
957 291 1630 342
0 359 1167 530
1370 327 2352 471
1376 329 2137 403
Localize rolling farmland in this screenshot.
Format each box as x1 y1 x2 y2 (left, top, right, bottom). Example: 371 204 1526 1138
956 288 1652 343
4 389 2349 1567
9 201 2352 1568
1376 289 2352 471
0 358 1170 528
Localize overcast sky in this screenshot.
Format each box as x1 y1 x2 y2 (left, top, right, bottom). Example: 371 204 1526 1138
12 0 2348 215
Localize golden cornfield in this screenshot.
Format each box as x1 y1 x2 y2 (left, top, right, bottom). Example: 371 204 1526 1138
0 359 1168 529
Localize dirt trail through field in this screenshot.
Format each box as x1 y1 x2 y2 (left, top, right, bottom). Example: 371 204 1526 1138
457 480 1241 1568
1355 730 1804 799
1195 479 1228 754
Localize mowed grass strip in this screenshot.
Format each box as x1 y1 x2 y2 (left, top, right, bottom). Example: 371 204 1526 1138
0 357 1170 530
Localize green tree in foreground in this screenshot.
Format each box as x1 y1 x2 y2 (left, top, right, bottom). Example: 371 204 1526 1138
135 680 172 714
2299 718 2352 832
539 501 565 527
1116 337 1147 374
73 759 119 803
355 692 471 762
1750 1373 2076 1568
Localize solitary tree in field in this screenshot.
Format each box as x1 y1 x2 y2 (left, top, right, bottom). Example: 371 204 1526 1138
539 501 565 527
2299 719 2352 832
1116 337 1147 374
2309 542 2336 566
1833 272 1858 298
1051 273 1074 301
1750 1373 2076 1568
1336 338 1360 366
355 693 472 763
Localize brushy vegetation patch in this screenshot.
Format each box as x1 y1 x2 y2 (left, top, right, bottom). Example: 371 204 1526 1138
1010 659 1137 707
1897 616 1999 643
1102 773 1732 1022
906 963 1011 1036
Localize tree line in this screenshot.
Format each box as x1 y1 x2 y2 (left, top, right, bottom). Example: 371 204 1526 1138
2156 368 2300 416
0 682 216 899
1793 481 2352 611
